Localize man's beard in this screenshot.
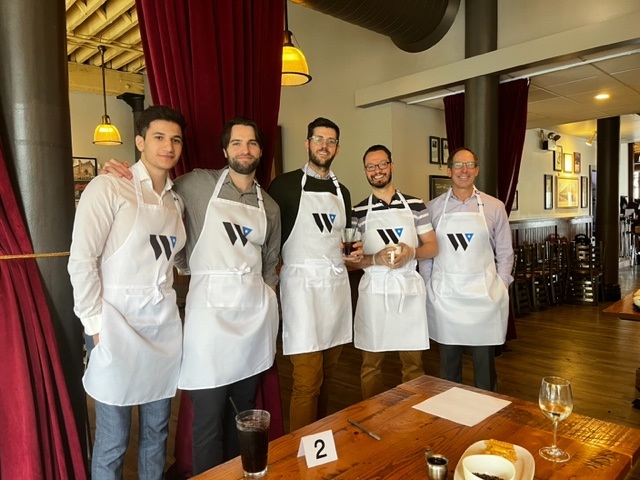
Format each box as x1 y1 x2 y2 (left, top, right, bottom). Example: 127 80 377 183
308 149 336 170
229 155 259 175
367 172 392 188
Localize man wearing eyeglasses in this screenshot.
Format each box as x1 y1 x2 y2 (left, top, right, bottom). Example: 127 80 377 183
349 145 438 399
269 117 362 431
419 147 513 392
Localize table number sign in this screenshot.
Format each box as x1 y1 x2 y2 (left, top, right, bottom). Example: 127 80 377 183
297 429 338 467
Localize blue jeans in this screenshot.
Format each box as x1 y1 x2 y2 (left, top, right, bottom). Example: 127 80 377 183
92 398 171 480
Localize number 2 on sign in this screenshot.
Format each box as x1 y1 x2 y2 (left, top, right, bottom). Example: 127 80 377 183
297 430 338 467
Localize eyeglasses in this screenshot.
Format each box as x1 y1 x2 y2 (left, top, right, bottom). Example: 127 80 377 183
309 135 338 147
364 161 392 172
451 161 478 170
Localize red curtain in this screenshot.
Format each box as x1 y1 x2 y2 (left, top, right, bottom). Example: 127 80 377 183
137 0 284 189
498 79 530 214
443 92 465 153
0 139 86 478
136 1 285 476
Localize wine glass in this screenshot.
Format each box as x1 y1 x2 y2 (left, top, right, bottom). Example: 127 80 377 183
538 376 573 462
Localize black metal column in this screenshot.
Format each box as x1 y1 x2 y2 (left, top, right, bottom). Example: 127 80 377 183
464 0 499 195
118 92 145 161
595 117 621 301
0 0 87 466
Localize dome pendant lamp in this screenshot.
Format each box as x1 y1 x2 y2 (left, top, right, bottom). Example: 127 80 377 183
282 0 311 86
93 45 122 145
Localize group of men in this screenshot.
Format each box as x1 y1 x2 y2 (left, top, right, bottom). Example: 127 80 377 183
68 105 513 479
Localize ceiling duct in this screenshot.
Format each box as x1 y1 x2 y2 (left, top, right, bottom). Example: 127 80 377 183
292 0 460 53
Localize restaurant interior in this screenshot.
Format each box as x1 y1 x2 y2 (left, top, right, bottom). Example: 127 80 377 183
3 0 640 478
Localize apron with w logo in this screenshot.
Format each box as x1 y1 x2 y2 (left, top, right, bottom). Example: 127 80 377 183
279 166 352 355
179 169 278 389
426 189 508 345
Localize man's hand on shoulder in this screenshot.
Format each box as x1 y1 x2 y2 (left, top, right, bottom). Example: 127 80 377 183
100 159 133 179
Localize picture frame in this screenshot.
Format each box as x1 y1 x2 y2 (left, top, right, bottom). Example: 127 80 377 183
553 150 562 172
73 156 97 181
429 175 450 200
553 145 563 172
563 153 574 174
544 174 553 210
511 190 519 211
429 136 440 164
580 175 589 208
573 152 582 174
440 138 449 164
557 176 579 208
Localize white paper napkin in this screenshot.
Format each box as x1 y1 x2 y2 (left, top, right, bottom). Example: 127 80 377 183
412 387 511 426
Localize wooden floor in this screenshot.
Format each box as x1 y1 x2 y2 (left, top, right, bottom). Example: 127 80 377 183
100 266 640 479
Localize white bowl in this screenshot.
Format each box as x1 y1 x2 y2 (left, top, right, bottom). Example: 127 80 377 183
462 454 516 480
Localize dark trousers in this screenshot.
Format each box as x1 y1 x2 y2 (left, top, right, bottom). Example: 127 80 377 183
439 344 497 392
189 374 260 475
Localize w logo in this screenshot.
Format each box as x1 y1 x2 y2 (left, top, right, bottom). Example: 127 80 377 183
447 233 474 251
223 221 252 246
149 235 177 260
312 213 336 233
376 228 404 245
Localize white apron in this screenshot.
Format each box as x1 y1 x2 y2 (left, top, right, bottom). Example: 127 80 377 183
179 169 278 389
84 167 186 406
426 188 508 345
354 192 429 352
279 165 352 355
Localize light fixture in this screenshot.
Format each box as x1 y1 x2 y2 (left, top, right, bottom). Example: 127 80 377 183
586 131 597 146
282 0 311 87
594 93 610 100
93 45 122 145
547 132 561 142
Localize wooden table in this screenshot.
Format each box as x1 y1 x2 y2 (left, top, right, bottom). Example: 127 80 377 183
602 292 640 321
194 376 640 479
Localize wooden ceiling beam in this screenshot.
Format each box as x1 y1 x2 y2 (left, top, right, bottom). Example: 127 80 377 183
68 61 144 95
66 0 106 31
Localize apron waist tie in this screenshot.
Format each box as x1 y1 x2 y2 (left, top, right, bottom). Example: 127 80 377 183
229 262 252 276
384 270 406 314
138 274 168 308
322 255 344 275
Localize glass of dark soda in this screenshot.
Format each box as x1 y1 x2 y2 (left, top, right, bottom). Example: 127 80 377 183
236 409 270 478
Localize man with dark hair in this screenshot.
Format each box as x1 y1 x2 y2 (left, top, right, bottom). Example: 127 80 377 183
420 147 513 392
174 117 280 474
269 117 362 431
350 145 438 399
102 115 281 474
69 105 187 479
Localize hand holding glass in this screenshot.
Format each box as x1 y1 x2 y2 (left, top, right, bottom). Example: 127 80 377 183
538 376 573 462
341 228 361 257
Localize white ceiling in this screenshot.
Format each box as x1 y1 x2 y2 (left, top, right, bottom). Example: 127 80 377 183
403 44 640 144
64 1 640 143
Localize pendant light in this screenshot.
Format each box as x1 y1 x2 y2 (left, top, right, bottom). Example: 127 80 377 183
282 0 311 86
93 45 122 145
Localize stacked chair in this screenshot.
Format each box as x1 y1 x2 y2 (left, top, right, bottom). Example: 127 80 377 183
565 235 604 305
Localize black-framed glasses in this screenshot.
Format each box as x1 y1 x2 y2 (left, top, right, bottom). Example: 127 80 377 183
364 161 392 172
309 135 338 147
451 161 478 170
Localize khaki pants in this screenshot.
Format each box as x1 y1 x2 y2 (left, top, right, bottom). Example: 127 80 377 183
361 350 424 399
289 345 343 432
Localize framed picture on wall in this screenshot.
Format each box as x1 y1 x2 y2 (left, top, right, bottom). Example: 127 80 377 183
573 152 582 173
563 153 574 173
553 150 562 171
429 136 440 164
512 190 519 211
580 175 589 208
429 175 450 200
544 174 553 210
73 156 97 181
557 176 579 208
440 138 449 164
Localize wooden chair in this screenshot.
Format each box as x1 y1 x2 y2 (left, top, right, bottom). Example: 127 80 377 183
566 241 604 305
510 249 532 317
